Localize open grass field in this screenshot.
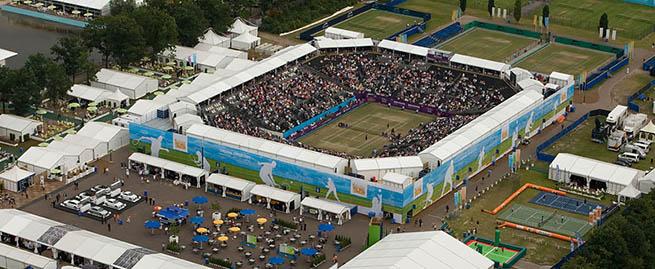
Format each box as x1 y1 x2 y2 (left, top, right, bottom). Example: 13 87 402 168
516 44 614 77
545 115 655 171
438 28 537 62
527 0 655 40
298 102 435 157
466 240 519 264
329 9 422 40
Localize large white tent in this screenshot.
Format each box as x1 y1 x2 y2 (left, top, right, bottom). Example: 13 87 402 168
17 147 68 174
62 134 107 160
549 153 645 195
0 209 210 269
0 166 35 192
173 114 204 133
91 69 158 99
205 173 255 201
68 84 129 108
46 140 95 165
352 156 423 182
450 54 510 74
128 153 207 188
0 48 17 67
249 185 301 213
340 231 493 269
300 197 351 225
315 38 374 50
76 122 129 153
325 27 365 39
197 28 231 48
0 114 42 143
378 39 429 57
228 18 258 37
231 32 261 51
0 243 57 269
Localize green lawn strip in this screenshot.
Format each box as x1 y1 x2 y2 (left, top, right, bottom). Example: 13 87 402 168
515 44 614 77
438 28 537 62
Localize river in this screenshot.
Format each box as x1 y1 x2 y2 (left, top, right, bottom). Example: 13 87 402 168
0 7 78 69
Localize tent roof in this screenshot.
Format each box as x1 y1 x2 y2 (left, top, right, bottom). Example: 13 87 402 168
68 84 109 102
174 114 203 127
47 140 89 156
54 0 109 10
450 54 510 72
193 45 248 59
550 153 644 187
0 114 42 133
17 147 64 170
550 71 574 82
0 243 55 268
95 68 155 90
378 40 429 56
340 231 493 269
641 121 655 134
169 101 197 115
198 29 230 46
229 18 257 35
250 185 300 203
517 78 544 92
382 172 412 185
0 48 17 61
325 27 365 38
618 183 641 198
0 166 34 183
169 46 228 68
206 173 255 192
132 253 209 269
301 197 349 215
233 32 260 44
315 38 374 49
63 134 103 149
129 153 206 178
77 122 126 143
128 99 167 116
353 156 422 173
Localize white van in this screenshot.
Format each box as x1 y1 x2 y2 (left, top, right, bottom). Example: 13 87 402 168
618 152 640 163
621 144 646 159
633 142 651 153
606 105 628 130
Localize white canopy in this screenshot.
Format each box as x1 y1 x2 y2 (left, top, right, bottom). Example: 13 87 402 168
95 68 156 91
618 184 641 199
0 166 34 183
69 84 113 102
229 18 258 36
17 147 65 171
381 172 412 189
325 27 365 39
301 197 349 216
378 40 429 56
450 54 510 73
0 243 56 269
315 38 374 49
0 114 42 134
206 173 255 193
129 153 207 178
341 231 493 269
250 185 300 204
233 32 260 44
642 121 655 135
52 0 109 10
198 29 230 46
0 48 17 61
132 253 209 269
352 156 423 181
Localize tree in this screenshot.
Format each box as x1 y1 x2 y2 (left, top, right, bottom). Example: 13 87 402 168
599 13 609 38
542 4 549 26
7 69 41 115
172 1 209 47
51 35 90 81
103 15 146 69
513 0 522 22
196 0 232 32
0 67 13 113
24 53 71 102
109 0 136 15
459 0 467 13
84 17 112 67
487 0 495 16
132 6 177 61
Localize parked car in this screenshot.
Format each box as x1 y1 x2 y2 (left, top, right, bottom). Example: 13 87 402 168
87 206 111 219
60 199 81 210
103 198 126 210
618 152 640 163
75 192 92 203
633 142 651 153
119 191 141 203
91 185 111 195
614 159 632 167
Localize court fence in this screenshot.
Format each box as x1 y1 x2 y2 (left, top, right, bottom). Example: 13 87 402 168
581 56 629 90
298 2 431 41
463 21 542 39
536 109 610 162
626 80 655 112
643 55 655 71
413 22 463 48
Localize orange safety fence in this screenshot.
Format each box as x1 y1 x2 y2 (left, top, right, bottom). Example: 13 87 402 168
498 221 578 243
483 183 567 215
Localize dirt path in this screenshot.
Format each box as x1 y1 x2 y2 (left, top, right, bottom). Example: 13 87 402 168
258 31 302 47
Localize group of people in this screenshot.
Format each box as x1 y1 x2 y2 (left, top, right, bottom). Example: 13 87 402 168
201 51 513 158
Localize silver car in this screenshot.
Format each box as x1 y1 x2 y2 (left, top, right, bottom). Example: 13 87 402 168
103 198 126 210
60 199 81 210
119 191 141 203
87 206 111 218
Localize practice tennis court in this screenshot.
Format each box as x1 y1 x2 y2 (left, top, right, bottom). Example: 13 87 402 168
466 240 519 265
530 192 602 215
498 205 592 237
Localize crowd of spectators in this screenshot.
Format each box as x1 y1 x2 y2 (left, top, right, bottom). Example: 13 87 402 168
202 51 513 158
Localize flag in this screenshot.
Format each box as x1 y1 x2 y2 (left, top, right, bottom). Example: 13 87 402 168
192 53 197 65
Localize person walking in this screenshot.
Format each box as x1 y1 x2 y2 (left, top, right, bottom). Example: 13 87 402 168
107 223 111 232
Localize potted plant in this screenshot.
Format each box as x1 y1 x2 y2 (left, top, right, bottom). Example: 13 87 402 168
335 235 352 251
168 223 180 243
311 253 326 268
208 256 232 269
165 241 181 255
274 218 298 230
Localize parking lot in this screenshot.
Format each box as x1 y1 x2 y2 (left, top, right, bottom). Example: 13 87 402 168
55 182 143 222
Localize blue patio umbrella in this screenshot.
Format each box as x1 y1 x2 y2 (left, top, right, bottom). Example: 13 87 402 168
300 247 317 256
268 256 284 265
192 196 208 205
190 216 205 225
318 223 334 232
240 209 256 215
157 206 189 221
144 220 160 229
193 234 209 249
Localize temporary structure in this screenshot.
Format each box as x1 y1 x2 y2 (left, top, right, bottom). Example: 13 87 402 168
0 166 35 192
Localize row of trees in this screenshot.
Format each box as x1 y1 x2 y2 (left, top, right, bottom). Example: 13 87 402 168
564 192 655 268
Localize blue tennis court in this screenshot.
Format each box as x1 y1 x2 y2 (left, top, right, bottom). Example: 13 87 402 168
529 192 601 215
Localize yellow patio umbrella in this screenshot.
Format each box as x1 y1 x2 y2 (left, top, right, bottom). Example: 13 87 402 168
183 66 194 71
217 236 229 242
182 80 191 84
34 2 44 7
86 106 98 112
228 227 240 233
65 129 77 135
143 71 154 77
67 102 80 109
213 219 224 225
153 91 164 96
166 61 176 66
83 12 93 17
38 142 49 147
47 5 56 9
161 74 172 80
162 66 174 71
71 10 81 15
36 109 47 115
116 108 128 114
87 102 98 107
196 227 209 234
256 218 267 225
227 212 238 219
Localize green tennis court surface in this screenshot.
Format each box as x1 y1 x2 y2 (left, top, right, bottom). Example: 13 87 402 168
467 240 518 265
515 44 614 77
499 204 592 237
438 28 537 62
329 9 421 40
298 102 435 157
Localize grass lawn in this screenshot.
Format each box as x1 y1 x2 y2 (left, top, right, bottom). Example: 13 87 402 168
466 240 520 264
447 161 613 265
526 0 655 40
516 44 614 77
438 28 537 61
545 115 655 171
298 102 435 157
628 75 655 114
328 9 422 40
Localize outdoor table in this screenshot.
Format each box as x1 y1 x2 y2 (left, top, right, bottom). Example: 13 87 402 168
212 232 219 236
294 234 301 238
316 245 323 250
283 229 290 235
309 235 316 240
257 236 263 241
249 258 256 264
269 244 275 249
192 248 199 254
259 255 266 261
273 225 279 230
290 238 296 243
263 248 270 253
300 241 307 245
238 246 244 252
245 252 252 258
275 234 282 239
265 231 271 236
212 248 219 253
240 231 246 235
266 264 273 269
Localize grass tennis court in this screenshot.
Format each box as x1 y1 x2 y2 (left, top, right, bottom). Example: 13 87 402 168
515 44 614 77
530 191 602 215
466 240 519 265
298 102 435 157
438 28 537 62
499 204 593 237
330 9 422 40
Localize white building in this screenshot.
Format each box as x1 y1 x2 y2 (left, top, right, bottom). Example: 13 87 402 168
0 165 35 192
173 114 203 133
17 147 72 175
198 28 231 48
352 156 423 181
231 32 261 51
76 122 129 153
325 27 365 40
163 46 249 74
205 173 256 202
340 231 494 269
0 48 17 67
228 18 258 37
68 84 130 108
0 114 42 142
0 243 57 269
91 69 158 99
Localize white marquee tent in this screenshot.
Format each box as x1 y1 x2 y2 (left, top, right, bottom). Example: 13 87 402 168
315 38 374 50
231 32 261 51
198 29 231 48
0 166 35 192
324 27 365 40
0 243 57 269
91 69 158 99
0 48 17 67
228 18 258 37
300 197 351 225
340 231 493 269
76 122 129 153
205 173 256 201
249 185 301 213
128 153 207 188
378 39 429 57
173 114 204 133
68 84 129 108
352 156 423 182
0 114 42 142
450 54 510 74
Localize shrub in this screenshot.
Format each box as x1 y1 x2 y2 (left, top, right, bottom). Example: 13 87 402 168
166 241 181 253
274 218 298 230
209 256 232 268
335 234 352 248
312 253 326 267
